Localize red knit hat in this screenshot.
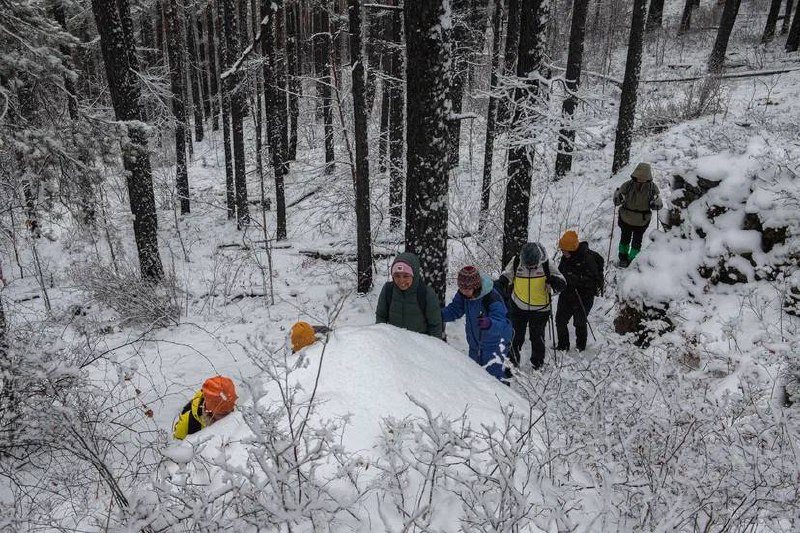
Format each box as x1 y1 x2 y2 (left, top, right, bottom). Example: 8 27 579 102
457 266 482 292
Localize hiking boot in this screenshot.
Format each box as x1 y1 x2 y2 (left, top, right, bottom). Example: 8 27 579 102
618 256 630 268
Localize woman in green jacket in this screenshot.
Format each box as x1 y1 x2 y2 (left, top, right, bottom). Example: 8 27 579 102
376 252 443 338
613 162 663 267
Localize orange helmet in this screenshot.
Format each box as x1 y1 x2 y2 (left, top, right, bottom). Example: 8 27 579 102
290 321 317 353
202 375 237 417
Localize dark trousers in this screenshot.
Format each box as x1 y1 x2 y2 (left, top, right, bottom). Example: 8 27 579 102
556 292 594 351
509 309 550 369
618 218 648 254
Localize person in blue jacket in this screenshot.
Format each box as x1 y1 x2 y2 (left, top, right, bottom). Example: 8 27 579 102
442 265 513 381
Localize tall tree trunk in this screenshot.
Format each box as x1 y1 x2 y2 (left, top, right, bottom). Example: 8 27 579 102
379 69 390 175
611 0 646 174
251 0 264 207
762 0 783 43
287 0 301 161
276 4 290 170
216 0 236 218
262 0 288 240
165 0 191 214
387 2 404 231
197 10 212 117
645 0 664 33
185 5 205 142
364 7 381 113
501 0 549 268
447 0 469 170
787 0 800 51
554 0 589 179
156 1 165 63
405 0 451 306
92 0 164 280
480 0 503 228
52 3 78 121
313 2 335 171
349 0 373 294
783 0 795 34
223 0 250 227
498 0 521 124
207 4 220 131
679 0 694 33
139 6 157 68
707 0 741 73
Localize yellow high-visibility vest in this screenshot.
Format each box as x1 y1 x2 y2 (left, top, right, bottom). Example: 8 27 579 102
513 274 549 307
173 390 208 440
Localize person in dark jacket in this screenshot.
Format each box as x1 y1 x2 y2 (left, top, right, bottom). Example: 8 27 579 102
555 230 602 352
613 162 663 267
376 252 443 338
497 242 567 370
442 266 513 381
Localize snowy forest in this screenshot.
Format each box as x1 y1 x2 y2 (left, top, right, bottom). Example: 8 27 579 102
2 0 800 530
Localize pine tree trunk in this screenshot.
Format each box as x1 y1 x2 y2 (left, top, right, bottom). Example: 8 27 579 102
262 0 288 240
554 0 589 179
287 0 301 161
388 3 404 231
480 0 503 228
197 11 212 117
787 0 800 51
156 1 165 63
349 0 373 294
501 0 549 267
207 4 220 131
237 0 251 119
139 7 157 68
276 5 290 171
762 0 783 43
52 3 78 120
185 5 205 142
364 8 381 113
611 0 646 174
404 0 451 305
707 0 741 73
223 0 250 227
498 0 521 124
251 0 264 193
92 0 164 281
645 0 664 33
679 0 694 33
216 0 236 219
313 2 335 171
165 0 191 214
783 0 795 34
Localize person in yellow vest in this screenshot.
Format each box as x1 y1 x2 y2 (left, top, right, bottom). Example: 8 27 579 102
498 242 566 369
290 321 331 353
173 375 238 440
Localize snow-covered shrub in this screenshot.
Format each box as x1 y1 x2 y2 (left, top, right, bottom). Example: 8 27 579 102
71 262 180 327
640 77 725 133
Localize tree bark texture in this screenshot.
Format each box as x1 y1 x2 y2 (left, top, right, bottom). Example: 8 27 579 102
787 0 800 51
197 10 213 117
276 4 290 169
498 0 521 124
165 0 191 214
404 0 451 306
501 0 549 268
156 1 165 63
707 0 741 73
207 4 220 130
313 2 335 170
185 5 205 142
216 0 236 219
783 0 795 34
387 4 404 231
611 0 647 174
262 0 288 240
349 0 373 294
645 0 664 33
554 0 589 179
762 0 783 43
223 0 250 227
679 0 694 33
480 0 504 228
287 0 301 161
92 0 164 281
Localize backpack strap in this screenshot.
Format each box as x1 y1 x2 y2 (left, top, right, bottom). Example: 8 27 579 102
481 289 500 317
416 282 428 314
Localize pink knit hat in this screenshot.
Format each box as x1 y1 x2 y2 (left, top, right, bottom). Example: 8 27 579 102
457 266 482 292
391 261 413 277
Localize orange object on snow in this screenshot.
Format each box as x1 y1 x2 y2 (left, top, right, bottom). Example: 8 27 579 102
290 321 317 353
559 230 580 252
202 375 238 417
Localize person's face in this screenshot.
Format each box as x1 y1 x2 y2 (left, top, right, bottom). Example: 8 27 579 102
459 286 478 299
392 271 413 291
562 250 572 258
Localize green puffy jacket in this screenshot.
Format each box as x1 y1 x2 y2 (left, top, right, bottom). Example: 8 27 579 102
375 252 443 338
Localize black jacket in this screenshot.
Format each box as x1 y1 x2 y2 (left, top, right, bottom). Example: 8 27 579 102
558 242 602 298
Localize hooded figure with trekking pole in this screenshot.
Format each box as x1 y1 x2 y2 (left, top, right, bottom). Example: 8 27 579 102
555 230 604 352
613 162 662 267
497 243 566 370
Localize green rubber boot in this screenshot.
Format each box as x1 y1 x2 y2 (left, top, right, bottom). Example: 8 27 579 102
628 247 641 262
618 243 630 267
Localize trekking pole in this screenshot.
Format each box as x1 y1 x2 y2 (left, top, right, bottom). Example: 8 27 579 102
605 206 616 268
573 289 597 343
